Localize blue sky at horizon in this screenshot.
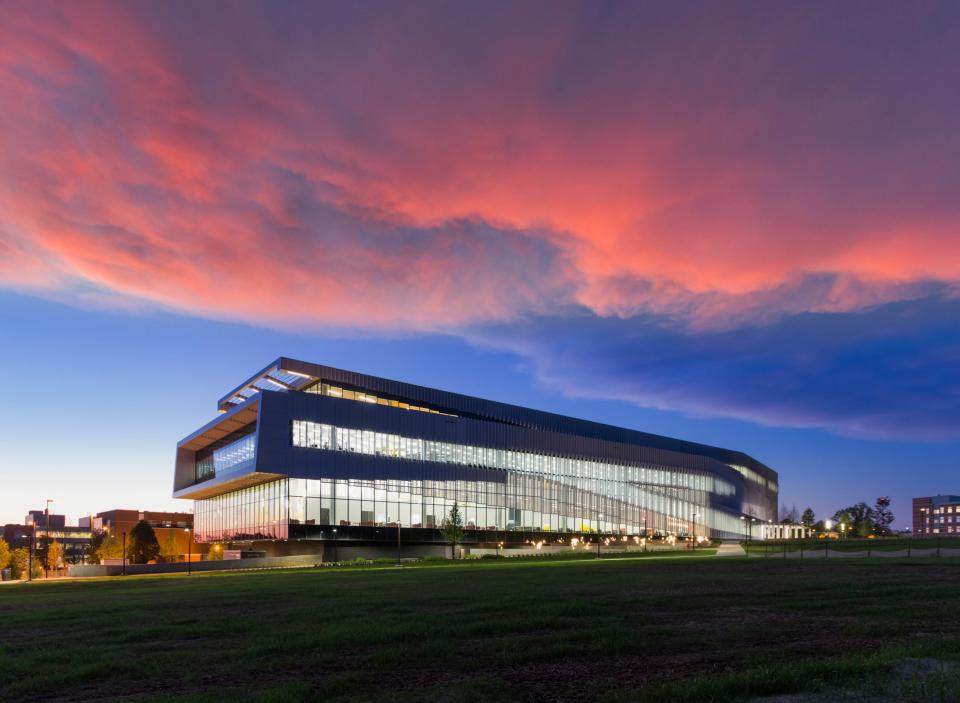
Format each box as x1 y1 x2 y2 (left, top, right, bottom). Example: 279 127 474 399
1 291 955 528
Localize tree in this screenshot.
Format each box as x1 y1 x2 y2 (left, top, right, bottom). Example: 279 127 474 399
127 521 161 564
0 538 10 571
34 537 49 573
441 502 464 559
873 496 894 536
801 508 816 528
159 531 182 562
96 533 124 562
833 503 874 536
87 529 106 564
10 547 29 579
779 504 800 524
46 540 62 572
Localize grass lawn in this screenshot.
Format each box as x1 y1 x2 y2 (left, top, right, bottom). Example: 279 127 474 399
2 555 960 702
743 536 960 556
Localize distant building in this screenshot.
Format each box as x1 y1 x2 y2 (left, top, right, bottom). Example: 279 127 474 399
760 523 810 540
92 509 196 557
913 495 960 536
26 510 66 530
10 511 93 564
2 509 197 566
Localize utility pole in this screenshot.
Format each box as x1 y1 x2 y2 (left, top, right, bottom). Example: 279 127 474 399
122 532 127 576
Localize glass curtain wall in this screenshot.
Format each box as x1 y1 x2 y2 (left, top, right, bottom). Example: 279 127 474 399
291 420 757 537
194 480 287 542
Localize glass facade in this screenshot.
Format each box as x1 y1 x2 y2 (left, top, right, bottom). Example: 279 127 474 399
195 432 257 483
194 480 287 542
290 419 748 537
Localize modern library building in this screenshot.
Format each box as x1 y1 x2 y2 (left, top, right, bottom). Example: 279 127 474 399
173 358 778 557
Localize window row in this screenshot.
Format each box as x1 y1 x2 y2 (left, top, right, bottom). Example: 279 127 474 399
305 382 455 416
291 420 737 497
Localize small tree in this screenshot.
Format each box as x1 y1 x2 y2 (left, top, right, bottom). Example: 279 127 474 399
0 538 10 571
800 508 816 528
159 531 182 562
10 548 29 579
97 533 124 562
87 529 106 564
46 540 63 572
127 521 161 564
779 504 800 524
873 496 894 536
441 502 464 559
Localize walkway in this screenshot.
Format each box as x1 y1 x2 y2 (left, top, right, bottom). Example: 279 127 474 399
714 541 746 557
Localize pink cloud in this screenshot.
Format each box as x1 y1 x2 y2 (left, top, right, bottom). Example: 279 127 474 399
1 2 959 332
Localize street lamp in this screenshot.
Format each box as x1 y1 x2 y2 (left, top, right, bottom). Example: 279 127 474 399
184 527 192 575
692 512 700 550
28 522 35 582
394 519 402 567
332 527 338 563
43 499 53 579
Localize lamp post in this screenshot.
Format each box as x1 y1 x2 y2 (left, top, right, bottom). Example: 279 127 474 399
396 520 402 567
122 531 127 576
43 499 53 579
28 523 35 582
332 527 338 563
184 527 191 575
692 512 700 550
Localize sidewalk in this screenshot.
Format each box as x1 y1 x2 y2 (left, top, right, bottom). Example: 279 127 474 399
714 541 746 557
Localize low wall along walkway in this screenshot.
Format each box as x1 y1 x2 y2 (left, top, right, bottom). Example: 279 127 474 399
68 554 322 577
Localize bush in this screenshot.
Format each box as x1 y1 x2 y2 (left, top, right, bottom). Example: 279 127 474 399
421 555 448 562
480 553 504 559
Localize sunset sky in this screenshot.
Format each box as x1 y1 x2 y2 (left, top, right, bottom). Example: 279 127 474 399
1 1 958 526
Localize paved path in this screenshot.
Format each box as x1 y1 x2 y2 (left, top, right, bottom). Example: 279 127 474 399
714 541 746 557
